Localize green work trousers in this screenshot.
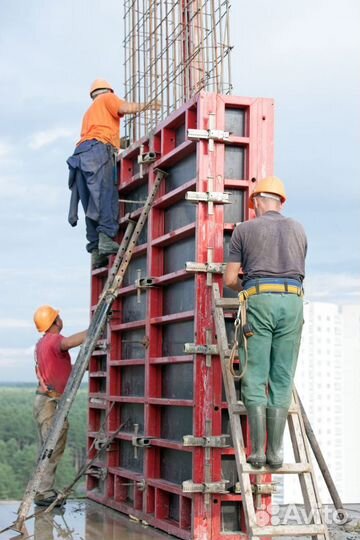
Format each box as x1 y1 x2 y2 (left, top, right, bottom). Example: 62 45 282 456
240 293 303 409
33 394 69 497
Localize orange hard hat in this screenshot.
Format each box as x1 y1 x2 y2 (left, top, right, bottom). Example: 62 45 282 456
33 305 59 333
90 79 113 96
249 176 286 209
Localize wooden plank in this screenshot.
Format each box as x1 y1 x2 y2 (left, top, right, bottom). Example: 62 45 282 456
241 463 311 474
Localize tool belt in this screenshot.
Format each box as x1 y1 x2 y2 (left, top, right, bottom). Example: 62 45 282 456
36 389 61 399
242 278 303 298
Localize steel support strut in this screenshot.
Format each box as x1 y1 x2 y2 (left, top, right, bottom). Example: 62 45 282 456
12 169 167 533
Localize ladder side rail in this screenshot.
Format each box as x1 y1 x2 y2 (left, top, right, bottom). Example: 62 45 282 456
291 389 330 539
14 168 167 531
212 283 258 531
288 393 328 540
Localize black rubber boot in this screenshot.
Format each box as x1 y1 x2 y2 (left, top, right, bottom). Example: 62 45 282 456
266 407 288 469
246 405 266 469
98 232 120 255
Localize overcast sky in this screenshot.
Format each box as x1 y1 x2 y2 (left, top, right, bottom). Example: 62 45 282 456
0 0 359 381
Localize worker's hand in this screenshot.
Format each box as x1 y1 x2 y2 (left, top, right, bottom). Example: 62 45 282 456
149 100 162 112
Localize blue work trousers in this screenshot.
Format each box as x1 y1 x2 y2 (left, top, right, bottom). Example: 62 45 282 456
67 140 119 253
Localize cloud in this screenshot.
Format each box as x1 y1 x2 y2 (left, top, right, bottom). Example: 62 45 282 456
0 319 33 329
0 175 63 203
305 273 360 304
28 127 76 150
0 140 13 159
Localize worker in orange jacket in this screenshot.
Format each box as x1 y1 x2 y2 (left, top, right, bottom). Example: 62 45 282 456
32 305 87 507
67 79 160 269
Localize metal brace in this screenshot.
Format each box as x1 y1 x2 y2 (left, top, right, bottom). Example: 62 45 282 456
137 144 157 178
182 480 229 494
94 340 108 352
183 435 230 448
185 191 230 204
86 466 107 481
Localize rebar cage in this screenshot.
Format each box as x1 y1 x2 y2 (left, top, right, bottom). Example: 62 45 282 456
123 0 232 142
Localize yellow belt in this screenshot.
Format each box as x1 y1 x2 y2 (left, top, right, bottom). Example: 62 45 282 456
240 283 303 299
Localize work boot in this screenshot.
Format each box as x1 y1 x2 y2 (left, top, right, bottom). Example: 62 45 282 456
98 232 120 255
246 405 266 469
91 249 109 269
266 407 288 469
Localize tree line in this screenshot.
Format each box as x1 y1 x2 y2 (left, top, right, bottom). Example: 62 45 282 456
0 385 87 500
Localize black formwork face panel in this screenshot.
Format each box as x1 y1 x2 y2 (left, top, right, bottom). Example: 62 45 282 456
87 92 274 540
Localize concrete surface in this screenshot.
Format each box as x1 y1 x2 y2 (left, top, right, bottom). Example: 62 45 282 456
0 500 359 539
0 500 172 540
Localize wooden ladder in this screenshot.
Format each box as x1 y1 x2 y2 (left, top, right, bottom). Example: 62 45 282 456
212 283 329 540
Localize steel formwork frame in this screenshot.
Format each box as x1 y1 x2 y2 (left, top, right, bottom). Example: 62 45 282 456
87 92 274 539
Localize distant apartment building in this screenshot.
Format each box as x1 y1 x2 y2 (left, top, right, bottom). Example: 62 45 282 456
280 301 360 505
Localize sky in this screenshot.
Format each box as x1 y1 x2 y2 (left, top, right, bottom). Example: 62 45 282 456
0 0 359 381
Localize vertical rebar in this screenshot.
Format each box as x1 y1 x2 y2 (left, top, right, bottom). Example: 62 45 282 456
123 0 232 141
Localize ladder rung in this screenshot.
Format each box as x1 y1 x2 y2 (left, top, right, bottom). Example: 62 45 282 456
251 524 327 537
242 463 311 474
215 298 239 308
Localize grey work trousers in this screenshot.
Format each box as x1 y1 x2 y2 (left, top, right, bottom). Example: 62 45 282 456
33 394 69 497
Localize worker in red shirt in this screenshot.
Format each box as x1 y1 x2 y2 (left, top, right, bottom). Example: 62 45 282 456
67 79 160 269
32 305 87 507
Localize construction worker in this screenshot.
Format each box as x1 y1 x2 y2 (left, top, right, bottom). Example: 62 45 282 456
224 176 307 469
32 305 87 507
67 79 160 269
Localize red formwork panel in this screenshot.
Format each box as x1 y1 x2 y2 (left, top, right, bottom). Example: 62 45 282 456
87 91 274 539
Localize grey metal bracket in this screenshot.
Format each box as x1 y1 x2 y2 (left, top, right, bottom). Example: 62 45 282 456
86 466 107 481
132 424 153 459
184 343 218 355
183 435 230 448
185 262 226 274
135 269 156 303
185 191 230 204
137 144 157 178
182 480 229 494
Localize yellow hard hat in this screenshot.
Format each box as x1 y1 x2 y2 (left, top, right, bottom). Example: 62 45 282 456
249 176 286 209
33 305 59 333
90 79 113 96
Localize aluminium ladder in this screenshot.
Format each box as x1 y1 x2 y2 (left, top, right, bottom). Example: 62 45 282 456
212 282 329 540
13 168 167 532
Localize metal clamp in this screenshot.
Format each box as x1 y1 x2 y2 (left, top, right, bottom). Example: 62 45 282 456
187 128 230 143
185 262 226 274
235 482 277 495
182 480 229 494
185 191 230 204
184 343 218 355
183 435 230 448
